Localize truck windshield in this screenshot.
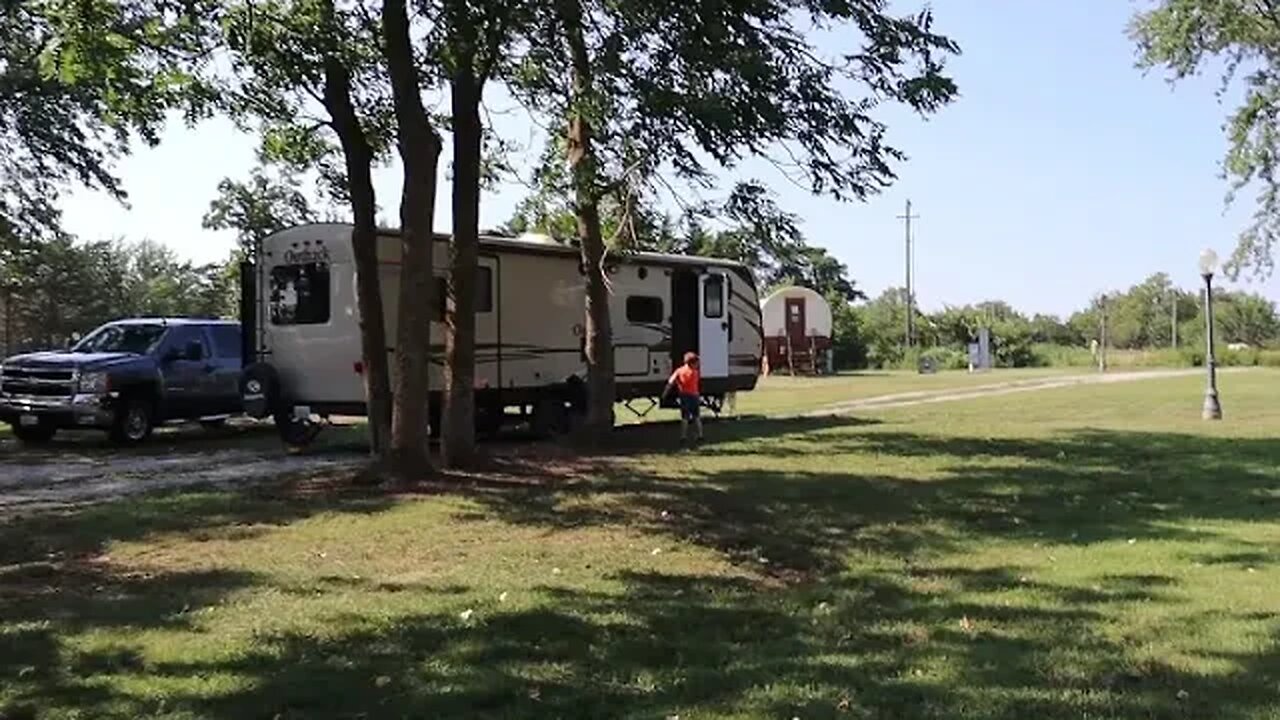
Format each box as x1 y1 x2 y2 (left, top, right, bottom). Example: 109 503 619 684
72 324 168 355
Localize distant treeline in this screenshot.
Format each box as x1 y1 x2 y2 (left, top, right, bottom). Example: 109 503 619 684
0 237 237 355
829 272 1280 370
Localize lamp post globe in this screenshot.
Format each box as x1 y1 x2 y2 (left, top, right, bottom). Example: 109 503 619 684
1199 248 1219 278
1199 248 1222 420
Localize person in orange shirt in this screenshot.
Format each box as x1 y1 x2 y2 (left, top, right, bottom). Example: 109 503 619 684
667 351 703 445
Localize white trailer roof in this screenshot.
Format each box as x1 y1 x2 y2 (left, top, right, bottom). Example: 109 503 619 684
760 286 833 338
261 223 755 274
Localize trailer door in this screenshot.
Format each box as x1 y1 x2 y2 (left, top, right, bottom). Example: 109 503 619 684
474 256 500 389
699 271 729 378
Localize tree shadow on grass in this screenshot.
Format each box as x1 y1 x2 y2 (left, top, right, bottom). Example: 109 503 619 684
0 481 405 717
6 418 1280 717
0 562 263 719
606 414 884 454
13 566 1273 720
457 426 1280 586
465 420 1280 576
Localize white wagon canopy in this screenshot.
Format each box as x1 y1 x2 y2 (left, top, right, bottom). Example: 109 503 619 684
760 286 834 375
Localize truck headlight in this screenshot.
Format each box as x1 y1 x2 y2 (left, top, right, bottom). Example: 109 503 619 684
78 371 110 394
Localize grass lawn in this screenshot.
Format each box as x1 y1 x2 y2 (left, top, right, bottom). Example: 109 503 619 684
619 367 1078 422
3 370 1280 718
732 367 1076 416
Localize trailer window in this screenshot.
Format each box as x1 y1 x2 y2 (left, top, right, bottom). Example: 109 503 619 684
703 275 724 319
477 266 493 313
434 269 493 321
626 296 664 324
270 263 330 325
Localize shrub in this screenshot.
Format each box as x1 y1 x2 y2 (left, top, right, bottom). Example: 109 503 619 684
920 346 968 370
1179 346 1205 367
1219 347 1260 367
1031 343 1094 367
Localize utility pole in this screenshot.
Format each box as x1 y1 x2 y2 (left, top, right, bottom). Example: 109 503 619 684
1171 289 1178 350
897 199 918 349
1099 294 1108 372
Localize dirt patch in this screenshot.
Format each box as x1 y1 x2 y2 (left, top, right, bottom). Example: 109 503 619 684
0 447 367 513
0 426 634 515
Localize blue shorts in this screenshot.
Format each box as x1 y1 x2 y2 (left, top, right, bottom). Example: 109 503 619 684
679 394 700 421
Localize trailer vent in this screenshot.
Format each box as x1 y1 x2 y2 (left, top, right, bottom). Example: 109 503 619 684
514 232 559 245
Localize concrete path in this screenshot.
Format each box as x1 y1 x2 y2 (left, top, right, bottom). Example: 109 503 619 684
806 368 1233 417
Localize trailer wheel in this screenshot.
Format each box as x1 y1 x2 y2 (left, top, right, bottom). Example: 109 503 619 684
564 375 588 413
567 405 615 434
429 403 442 439
530 394 569 438
475 400 504 440
13 424 56 445
275 411 323 451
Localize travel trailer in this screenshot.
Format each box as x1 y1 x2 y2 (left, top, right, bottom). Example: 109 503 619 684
239 223 763 443
760 285 833 375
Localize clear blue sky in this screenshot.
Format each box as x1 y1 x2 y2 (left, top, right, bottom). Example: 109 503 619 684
58 0 1271 317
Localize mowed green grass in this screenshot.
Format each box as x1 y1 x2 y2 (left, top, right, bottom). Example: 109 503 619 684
734 367 1076 415
620 367 1077 421
4 370 1280 718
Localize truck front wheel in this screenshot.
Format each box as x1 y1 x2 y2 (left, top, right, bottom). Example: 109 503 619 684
110 399 154 445
13 425 56 445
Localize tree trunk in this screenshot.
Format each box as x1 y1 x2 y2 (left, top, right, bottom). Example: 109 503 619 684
558 0 614 441
322 57 392 458
575 160 614 438
383 0 442 479
442 64 482 468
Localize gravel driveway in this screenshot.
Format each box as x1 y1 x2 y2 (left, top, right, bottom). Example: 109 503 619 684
0 427 366 513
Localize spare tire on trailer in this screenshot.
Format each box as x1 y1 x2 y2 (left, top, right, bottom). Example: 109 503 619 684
240 362 281 420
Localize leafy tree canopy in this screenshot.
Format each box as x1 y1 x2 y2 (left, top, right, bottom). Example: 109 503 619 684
1131 0 1280 277
203 168 316 253
3 0 217 239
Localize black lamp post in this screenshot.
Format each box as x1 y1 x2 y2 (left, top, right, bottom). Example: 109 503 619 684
1199 248 1222 420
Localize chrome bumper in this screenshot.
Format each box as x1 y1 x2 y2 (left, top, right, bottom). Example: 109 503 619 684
0 393 115 428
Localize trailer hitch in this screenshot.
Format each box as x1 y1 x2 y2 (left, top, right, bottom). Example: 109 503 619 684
622 397 657 419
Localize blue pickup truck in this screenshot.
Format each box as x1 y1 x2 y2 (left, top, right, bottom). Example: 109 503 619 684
0 318 243 445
